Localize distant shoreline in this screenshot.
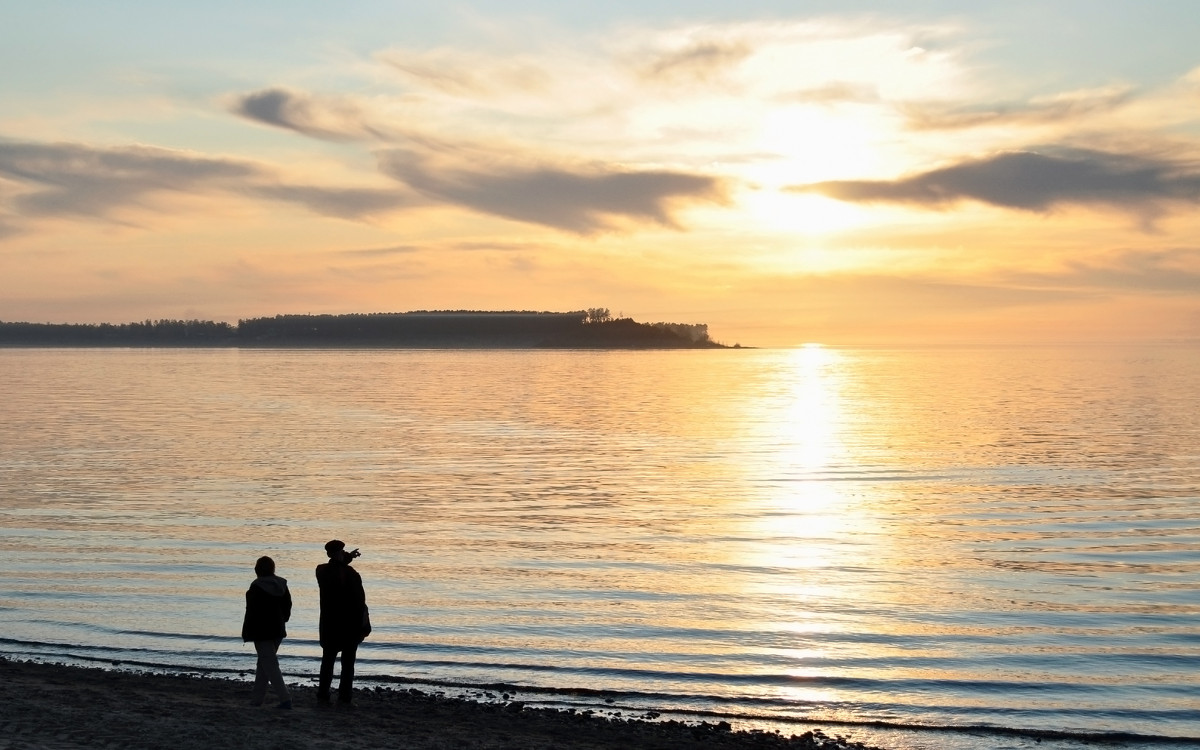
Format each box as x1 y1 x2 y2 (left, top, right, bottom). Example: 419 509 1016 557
0 310 739 349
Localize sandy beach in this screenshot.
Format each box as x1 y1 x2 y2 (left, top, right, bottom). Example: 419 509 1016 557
0 658 883 750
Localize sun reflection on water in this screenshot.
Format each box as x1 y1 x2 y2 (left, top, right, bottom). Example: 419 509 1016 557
752 345 855 554
734 345 881 705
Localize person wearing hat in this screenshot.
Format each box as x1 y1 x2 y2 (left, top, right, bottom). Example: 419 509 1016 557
315 539 371 705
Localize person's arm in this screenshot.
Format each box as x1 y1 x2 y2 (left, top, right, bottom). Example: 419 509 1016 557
241 588 253 642
282 586 293 623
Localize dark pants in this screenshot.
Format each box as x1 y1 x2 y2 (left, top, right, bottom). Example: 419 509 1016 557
318 643 358 702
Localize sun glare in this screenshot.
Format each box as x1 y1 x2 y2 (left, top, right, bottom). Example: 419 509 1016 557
780 344 842 473
746 191 869 237
741 345 851 569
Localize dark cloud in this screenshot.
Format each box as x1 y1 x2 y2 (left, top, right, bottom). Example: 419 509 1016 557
377 149 727 234
249 184 414 219
0 140 257 219
0 139 412 223
792 148 1200 216
904 87 1134 130
232 88 390 142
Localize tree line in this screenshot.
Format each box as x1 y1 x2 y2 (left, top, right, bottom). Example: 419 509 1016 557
0 311 724 348
0 319 236 345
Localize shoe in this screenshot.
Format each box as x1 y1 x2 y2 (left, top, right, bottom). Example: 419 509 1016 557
249 698 264 707
276 700 292 710
317 693 332 706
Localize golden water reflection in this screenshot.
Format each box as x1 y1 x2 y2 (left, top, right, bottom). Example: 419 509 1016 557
731 346 894 704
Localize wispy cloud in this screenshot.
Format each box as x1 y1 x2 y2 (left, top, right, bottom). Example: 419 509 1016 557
377 48 554 98
377 148 727 234
231 88 398 142
1005 248 1200 294
791 147 1200 218
0 140 256 220
904 85 1135 130
248 184 414 219
638 37 753 86
777 81 880 105
332 245 420 258
0 139 413 224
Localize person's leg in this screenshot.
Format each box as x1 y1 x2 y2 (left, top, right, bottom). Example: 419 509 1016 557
257 639 291 705
318 647 338 703
251 640 276 705
337 643 359 703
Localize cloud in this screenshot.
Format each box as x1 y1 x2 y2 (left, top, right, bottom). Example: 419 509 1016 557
777 81 880 105
249 184 414 219
1006 248 1200 294
377 149 726 234
0 140 257 220
742 272 1095 320
377 49 553 98
231 88 398 142
639 38 753 85
904 86 1135 130
792 148 1200 217
446 240 548 253
333 245 420 258
0 139 413 224
230 78 731 233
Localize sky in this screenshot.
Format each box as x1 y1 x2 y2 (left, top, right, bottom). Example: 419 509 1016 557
2 1 1199 346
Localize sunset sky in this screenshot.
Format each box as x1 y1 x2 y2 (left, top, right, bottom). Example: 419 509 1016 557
2 1 1199 346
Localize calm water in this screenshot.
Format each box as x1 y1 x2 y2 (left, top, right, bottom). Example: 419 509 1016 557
0 347 1197 749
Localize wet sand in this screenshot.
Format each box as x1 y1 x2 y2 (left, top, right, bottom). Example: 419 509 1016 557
0 658 883 750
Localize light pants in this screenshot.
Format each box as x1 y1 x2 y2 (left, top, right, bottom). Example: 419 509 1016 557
251 639 291 704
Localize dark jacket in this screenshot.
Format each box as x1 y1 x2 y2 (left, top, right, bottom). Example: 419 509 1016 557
241 574 292 643
315 560 369 649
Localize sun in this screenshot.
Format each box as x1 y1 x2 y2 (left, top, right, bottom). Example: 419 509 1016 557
745 190 869 236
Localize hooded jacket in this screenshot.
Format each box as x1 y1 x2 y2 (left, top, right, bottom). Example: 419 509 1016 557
241 574 292 642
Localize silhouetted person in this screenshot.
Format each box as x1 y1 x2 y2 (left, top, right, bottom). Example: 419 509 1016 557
316 539 370 705
241 555 293 709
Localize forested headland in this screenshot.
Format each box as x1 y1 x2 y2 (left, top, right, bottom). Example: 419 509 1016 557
0 309 733 348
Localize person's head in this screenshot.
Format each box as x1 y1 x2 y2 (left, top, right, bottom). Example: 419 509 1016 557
254 556 275 577
324 539 360 563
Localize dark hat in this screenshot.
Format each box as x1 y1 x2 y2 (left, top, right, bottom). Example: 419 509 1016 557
324 539 345 556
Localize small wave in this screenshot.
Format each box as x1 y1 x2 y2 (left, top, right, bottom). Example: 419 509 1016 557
3 640 1199 747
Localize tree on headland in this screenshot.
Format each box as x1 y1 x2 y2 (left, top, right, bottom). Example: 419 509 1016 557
0 319 235 345
0 310 728 348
